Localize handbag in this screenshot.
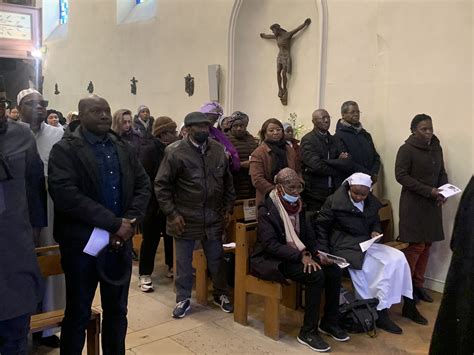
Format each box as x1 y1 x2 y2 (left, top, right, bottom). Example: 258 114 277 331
339 295 379 337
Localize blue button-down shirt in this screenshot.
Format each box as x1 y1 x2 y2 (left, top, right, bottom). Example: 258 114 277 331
83 130 123 216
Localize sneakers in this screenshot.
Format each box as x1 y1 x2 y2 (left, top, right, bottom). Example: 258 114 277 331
166 267 174 278
138 275 154 293
402 297 428 325
318 322 350 342
172 299 191 319
376 309 403 334
297 332 331 352
213 295 234 313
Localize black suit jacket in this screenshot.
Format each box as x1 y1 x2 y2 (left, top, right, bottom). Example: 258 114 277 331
48 127 151 250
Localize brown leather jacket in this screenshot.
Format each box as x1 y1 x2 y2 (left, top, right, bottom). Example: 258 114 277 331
249 142 299 206
155 137 235 240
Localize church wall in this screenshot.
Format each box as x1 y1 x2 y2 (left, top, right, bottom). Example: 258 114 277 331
42 0 234 121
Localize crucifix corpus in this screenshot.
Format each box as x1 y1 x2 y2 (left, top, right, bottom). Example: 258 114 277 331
260 18 311 105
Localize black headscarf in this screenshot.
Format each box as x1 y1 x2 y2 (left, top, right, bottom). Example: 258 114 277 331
265 139 288 177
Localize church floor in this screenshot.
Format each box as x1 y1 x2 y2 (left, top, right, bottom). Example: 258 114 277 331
33 244 440 354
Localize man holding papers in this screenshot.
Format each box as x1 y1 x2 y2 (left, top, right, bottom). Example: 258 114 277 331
316 173 426 334
48 96 151 355
395 114 448 304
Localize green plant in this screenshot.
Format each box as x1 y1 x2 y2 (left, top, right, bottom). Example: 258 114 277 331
287 112 306 139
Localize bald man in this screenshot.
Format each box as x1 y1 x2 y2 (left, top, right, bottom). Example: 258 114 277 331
300 109 352 215
48 96 151 354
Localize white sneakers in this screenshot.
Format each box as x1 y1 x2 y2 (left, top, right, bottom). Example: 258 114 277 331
138 275 154 292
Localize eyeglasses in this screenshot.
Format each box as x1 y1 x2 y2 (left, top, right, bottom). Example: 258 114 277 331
346 110 361 115
22 100 48 108
283 183 305 193
267 128 283 134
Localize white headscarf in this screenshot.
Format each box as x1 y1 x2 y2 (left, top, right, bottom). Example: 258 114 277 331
344 172 372 212
344 172 372 188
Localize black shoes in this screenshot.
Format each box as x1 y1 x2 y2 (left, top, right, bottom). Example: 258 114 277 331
376 309 403 334
402 297 428 325
414 286 433 303
297 332 331 352
33 334 61 348
318 322 350 342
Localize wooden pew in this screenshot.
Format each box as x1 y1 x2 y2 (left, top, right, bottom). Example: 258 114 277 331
191 199 250 305
31 245 101 355
233 222 297 340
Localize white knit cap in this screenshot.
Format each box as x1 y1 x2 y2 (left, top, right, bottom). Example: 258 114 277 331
17 88 41 105
344 172 372 188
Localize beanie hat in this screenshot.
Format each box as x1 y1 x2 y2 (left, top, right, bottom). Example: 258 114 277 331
152 116 177 137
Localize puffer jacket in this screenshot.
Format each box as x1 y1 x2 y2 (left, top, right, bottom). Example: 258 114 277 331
315 182 383 269
155 137 236 240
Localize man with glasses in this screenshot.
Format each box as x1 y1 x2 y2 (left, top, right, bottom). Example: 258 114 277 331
0 95 45 354
335 101 381 183
17 88 65 348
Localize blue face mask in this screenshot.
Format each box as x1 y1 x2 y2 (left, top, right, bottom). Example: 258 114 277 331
281 187 299 203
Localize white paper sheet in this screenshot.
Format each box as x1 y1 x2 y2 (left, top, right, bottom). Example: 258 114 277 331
318 251 350 269
359 234 383 252
83 227 109 256
438 183 462 198
243 198 257 221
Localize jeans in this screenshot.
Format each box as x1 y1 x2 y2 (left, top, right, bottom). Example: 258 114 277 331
174 238 228 302
0 313 30 355
59 248 131 355
404 242 432 287
279 262 341 334
139 209 173 275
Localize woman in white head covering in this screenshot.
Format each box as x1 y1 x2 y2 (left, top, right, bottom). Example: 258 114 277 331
315 173 426 335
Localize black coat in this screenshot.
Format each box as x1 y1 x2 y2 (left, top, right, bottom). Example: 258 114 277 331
155 137 235 240
334 119 381 178
48 127 151 250
395 134 448 243
430 176 474 355
315 183 383 269
300 129 353 210
250 197 320 283
133 116 154 138
0 121 43 321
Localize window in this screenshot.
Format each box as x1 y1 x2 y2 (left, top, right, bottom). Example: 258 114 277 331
136 0 145 4
59 0 68 25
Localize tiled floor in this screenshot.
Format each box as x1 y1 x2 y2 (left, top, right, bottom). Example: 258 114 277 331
33 245 440 354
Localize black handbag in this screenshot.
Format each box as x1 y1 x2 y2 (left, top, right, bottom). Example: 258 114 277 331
339 297 379 337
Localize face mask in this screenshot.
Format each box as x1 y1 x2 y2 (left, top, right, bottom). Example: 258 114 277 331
281 186 299 203
193 131 209 144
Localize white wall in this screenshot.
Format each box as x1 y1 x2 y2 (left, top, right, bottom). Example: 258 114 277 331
42 0 234 122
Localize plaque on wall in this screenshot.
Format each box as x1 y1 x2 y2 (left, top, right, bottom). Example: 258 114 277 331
0 3 41 59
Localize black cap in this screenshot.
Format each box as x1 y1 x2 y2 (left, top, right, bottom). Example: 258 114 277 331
184 111 211 127
96 243 132 286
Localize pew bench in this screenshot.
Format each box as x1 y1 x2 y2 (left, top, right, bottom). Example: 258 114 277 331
31 245 101 355
233 222 298 340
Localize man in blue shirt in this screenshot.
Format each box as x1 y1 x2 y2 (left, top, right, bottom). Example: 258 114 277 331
48 95 151 355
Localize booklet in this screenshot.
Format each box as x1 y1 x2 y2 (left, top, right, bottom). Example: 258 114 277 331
83 227 109 256
359 234 383 252
318 251 350 269
438 183 462 198
243 198 257 221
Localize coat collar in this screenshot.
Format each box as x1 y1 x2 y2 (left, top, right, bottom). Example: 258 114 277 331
330 183 382 215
